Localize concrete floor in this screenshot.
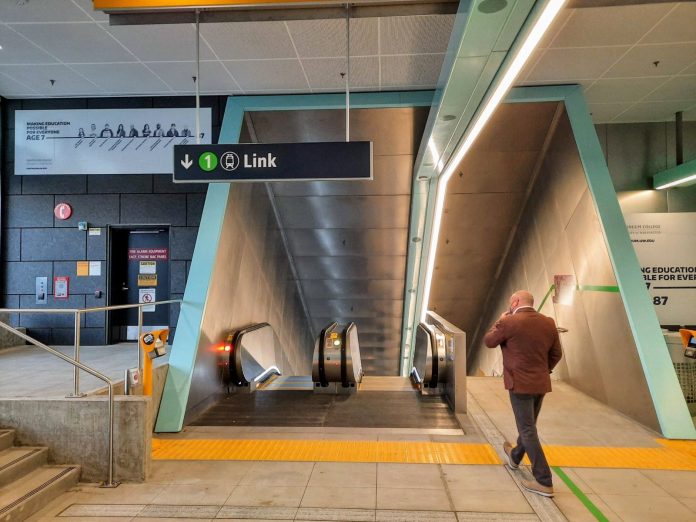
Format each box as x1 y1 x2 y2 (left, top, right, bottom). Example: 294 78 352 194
21 376 696 521
0 344 165 397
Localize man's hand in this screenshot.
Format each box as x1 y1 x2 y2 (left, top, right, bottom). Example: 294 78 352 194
499 311 511 321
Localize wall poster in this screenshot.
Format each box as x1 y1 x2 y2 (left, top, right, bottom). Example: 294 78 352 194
15 107 212 175
626 212 696 326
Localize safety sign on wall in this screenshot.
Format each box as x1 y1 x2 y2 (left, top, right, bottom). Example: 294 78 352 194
139 261 157 274
54 276 69 300
626 212 696 326
15 107 211 175
138 274 158 287
128 248 168 261
139 288 156 312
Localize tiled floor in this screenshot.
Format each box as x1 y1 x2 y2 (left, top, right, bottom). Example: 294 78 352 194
17 377 696 521
0 344 167 396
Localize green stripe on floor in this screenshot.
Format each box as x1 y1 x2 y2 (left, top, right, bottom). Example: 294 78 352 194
552 466 610 522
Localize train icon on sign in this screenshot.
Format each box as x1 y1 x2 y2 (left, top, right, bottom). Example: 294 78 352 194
220 152 240 171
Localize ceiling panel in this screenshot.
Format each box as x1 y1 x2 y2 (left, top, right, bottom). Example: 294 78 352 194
224 59 309 91
548 3 671 48
286 18 378 58
0 64 101 96
644 75 696 102
200 21 296 60
583 77 669 103
525 47 630 82
381 54 446 87
0 26 58 65
604 42 696 78
146 61 241 94
70 63 171 93
302 57 379 90
105 23 215 62
0 0 90 22
380 15 455 55
642 3 696 45
11 23 135 64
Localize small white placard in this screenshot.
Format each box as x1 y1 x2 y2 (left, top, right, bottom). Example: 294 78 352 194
88 228 101 236
139 288 156 312
88 261 101 276
139 261 157 274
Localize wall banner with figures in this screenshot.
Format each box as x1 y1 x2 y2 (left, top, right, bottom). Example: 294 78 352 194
625 212 696 326
15 107 212 175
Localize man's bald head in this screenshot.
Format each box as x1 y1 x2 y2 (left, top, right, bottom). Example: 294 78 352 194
510 290 534 309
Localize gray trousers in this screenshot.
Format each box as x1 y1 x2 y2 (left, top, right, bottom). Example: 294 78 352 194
509 391 552 487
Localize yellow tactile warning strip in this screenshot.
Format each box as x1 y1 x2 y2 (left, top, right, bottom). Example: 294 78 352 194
151 439 501 465
152 438 696 470
543 441 696 470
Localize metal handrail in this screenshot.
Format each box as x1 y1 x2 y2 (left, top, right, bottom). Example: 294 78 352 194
0 320 118 487
0 299 182 397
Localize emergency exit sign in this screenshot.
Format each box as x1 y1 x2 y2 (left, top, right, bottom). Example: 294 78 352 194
173 142 373 183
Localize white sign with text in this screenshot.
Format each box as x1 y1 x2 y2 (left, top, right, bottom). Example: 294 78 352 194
626 212 696 326
15 107 211 175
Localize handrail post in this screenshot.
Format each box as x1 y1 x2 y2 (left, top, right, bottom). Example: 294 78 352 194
137 305 143 374
104 382 117 488
67 310 85 398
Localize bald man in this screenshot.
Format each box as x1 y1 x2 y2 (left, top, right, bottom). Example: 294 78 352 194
484 290 562 497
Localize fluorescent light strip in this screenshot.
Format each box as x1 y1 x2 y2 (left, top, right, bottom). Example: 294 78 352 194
419 0 567 321
655 173 696 190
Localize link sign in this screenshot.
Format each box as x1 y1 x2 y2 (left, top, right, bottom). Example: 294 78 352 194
173 142 373 183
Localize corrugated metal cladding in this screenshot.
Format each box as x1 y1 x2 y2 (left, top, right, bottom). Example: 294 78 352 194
242 107 429 375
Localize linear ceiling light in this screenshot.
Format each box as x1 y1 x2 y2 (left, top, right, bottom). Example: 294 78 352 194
654 159 696 190
419 0 567 321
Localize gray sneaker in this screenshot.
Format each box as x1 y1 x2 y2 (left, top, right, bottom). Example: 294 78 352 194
521 478 554 497
503 441 519 469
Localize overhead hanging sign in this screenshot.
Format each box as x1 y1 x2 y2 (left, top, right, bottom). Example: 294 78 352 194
173 142 373 183
15 107 211 176
626 212 696 326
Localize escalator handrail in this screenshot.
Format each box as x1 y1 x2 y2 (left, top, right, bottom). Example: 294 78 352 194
317 321 338 387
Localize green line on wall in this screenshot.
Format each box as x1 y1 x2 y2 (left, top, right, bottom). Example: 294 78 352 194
577 285 620 293
537 285 555 311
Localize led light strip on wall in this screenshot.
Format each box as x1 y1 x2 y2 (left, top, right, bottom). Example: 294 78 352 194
653 159 696 190
419 0 568 321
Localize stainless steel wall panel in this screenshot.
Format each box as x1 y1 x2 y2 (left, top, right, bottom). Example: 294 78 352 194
450 150 538 194
271 155 415 196
294 255 407 280
285 228 408 257
274 195 411 229
307 298 403 317
302 279 405 299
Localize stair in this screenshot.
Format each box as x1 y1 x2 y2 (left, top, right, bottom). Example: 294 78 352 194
360 376 419 392
0 429 80 522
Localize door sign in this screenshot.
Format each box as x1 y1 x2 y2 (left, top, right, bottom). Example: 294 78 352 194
139 288 156 312
128 248 168 260
173 142 373 183
139 261 157 274
54 203 72 220
138 274 158 287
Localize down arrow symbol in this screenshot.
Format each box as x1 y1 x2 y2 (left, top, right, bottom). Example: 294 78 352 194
181 154 193 169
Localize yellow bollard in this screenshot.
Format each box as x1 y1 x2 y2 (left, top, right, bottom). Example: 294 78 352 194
139 329 169 396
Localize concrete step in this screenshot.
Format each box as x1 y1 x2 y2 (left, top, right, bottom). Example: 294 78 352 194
0 465 79 522
0 433 14 453
360 376 418 392
0 448 48 488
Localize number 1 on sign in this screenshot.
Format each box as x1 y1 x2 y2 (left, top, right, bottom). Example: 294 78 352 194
199 152 218 172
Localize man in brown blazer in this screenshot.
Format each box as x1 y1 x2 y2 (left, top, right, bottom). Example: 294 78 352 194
484 290 563 497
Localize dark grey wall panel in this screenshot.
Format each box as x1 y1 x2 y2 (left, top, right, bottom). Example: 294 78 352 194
2 228 19 262
22 175 86 195
53 194 120 228
88 175 152 194
120 194 187 225
21 229 86 261
19 294 85 328
5 195 54 227
2 95 225 345
171 227 197 260
186 193 205 227
87 232 106 261
154 175 207 193
4 261 53 294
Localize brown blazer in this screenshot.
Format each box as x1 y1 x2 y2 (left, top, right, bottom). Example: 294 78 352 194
483 308 562 394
